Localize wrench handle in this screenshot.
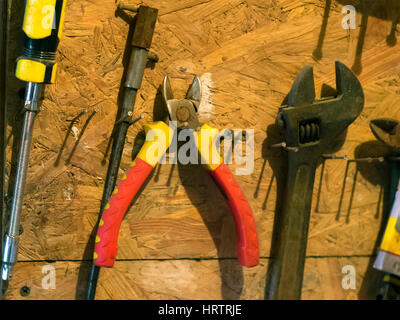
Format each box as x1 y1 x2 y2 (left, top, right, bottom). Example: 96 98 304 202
267 156 317 300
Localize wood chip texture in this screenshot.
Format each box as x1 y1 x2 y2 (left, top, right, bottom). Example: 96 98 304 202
3 0 400 299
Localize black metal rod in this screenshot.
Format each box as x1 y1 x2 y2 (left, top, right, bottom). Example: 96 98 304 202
86 89 136 300
85 5 158 300
86 121 129 299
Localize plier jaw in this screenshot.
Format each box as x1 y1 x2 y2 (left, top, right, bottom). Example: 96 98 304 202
162 75 201 130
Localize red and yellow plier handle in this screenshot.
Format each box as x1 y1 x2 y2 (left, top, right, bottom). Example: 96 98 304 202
94 122 259 268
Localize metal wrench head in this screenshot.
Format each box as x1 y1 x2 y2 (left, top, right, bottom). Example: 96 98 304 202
370 118 400 151
162 75 201 130
276 61 364 152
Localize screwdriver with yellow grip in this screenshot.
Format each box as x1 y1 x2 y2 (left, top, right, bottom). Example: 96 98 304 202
1 0 67 288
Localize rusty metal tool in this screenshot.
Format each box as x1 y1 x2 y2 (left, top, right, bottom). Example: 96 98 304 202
86 4 159 300
92 75 259 271
370 119 400 153
370 118 400 299
266 61 364 300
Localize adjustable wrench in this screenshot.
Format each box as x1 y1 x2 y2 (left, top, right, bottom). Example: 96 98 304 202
267 61 364 299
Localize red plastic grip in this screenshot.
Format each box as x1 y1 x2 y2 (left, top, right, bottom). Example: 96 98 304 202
209 163 259 267
94 158 154 267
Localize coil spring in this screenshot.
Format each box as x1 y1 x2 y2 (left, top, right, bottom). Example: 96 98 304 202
299 121 320 144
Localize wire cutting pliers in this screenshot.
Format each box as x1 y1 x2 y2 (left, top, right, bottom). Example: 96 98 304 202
93 75 259 268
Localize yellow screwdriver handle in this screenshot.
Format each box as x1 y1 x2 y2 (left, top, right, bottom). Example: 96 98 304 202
16 0 67 84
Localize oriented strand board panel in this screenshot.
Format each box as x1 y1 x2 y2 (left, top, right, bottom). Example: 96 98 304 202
3 257 372 300
3 0 400 299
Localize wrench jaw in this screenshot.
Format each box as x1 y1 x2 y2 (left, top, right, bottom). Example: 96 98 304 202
287 65 316 108
279 64 319 151
277 65 321 155
276 61 364 154
335 61 363 98
330 61 364 140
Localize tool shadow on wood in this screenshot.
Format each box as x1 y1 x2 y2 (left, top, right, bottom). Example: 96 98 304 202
352 141 392 299
261 123 287 299
75 167 154 299
177 161 244 299
313 0 400 74
54 109 97 167
165 79 245 297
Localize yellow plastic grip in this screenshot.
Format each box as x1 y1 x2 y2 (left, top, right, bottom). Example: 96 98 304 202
380 216 400 256
23 0 57 40
384 274 400 287
16 59 57 83
50 63 58 83
57 0 67 39
195 124 223 171
16 59 46 83
137 121 174 167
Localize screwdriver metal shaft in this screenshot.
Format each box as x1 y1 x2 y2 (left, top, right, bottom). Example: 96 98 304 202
1 83 42 281
1 0 67 289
